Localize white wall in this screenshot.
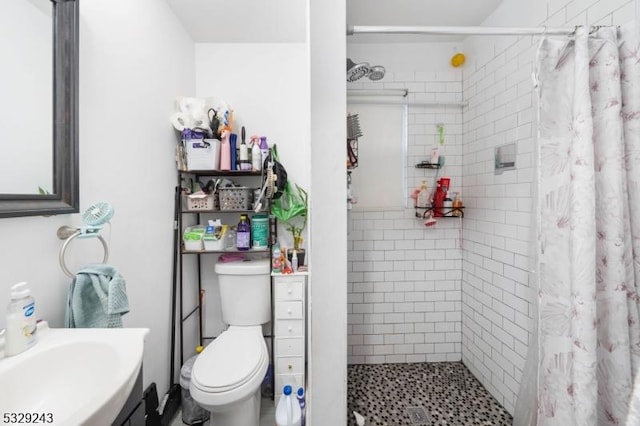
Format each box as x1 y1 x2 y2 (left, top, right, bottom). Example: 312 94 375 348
348 42 465 74
345 43 464 364
0 0 195 400
195 43 310 193
308 0 348 424
193 42 311 341
461 0 639 414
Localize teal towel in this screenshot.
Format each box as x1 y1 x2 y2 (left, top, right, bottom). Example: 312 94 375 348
65 263 129 328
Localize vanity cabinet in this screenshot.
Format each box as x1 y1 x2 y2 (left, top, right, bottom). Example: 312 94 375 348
272 274 307 405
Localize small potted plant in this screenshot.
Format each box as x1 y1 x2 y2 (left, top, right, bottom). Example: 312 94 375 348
271 183 308 267
285 211 307 266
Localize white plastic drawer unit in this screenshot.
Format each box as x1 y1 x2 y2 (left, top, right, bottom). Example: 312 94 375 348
274 277 304 301
275 319 304 337
275 301 303 319
275 337 304 357
273 374 304 394
272 274 307 406
276 356 305 375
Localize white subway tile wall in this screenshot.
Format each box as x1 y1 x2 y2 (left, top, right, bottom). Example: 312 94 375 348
461 0 637 414
347 70 464 365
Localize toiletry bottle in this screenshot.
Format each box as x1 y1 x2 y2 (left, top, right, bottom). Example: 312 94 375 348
297 387 306 426
251 139 262 171
272 243 282 273
225 226 237 249
291 250 299 272
236 214 251 251
229 133 238 171
430 147 440 165
443 197 453 216
220 131 231 170
5 282 37 357
452 192 463 217
416 181 430 208
260 137 269 163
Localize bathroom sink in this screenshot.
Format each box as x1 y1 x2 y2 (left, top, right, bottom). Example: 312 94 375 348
0 324 148 426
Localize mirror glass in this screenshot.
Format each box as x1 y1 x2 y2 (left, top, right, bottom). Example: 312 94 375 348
0 0 78 218
1 0 53 194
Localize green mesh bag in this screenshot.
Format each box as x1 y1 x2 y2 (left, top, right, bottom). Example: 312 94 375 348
271 182 307 222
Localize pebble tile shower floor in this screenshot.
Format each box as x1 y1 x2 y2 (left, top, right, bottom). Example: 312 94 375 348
347 362 513 426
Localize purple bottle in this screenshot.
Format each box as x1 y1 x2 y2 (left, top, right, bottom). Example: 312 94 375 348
259 137 269 163
236 214 251 251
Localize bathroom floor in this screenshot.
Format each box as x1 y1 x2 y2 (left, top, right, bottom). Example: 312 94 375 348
348 362 513 426
170 396 275 426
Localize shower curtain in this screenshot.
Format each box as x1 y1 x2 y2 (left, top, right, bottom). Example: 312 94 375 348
535 23 640 425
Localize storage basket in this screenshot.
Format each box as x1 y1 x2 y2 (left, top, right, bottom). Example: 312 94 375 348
185 193 219 211
183 138 221 171
219 187 252 210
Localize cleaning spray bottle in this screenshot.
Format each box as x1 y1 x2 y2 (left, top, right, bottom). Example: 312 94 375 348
259 137 269 163
251 136 262 171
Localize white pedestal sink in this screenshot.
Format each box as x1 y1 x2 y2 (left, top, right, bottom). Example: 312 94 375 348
0 323 148 426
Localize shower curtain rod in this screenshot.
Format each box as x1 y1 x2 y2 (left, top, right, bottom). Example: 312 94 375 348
347 89 408 97
348 25 576 36
347 88 467 107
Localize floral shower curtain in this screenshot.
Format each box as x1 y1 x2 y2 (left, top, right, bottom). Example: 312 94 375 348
536 23 640 425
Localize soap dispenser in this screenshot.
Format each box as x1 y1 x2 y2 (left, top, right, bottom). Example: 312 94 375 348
5 282 37 356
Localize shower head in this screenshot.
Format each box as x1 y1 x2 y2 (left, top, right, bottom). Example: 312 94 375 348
367 65 386 81
347 58 370 82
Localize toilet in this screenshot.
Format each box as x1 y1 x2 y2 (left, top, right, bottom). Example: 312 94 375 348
190 258 271 426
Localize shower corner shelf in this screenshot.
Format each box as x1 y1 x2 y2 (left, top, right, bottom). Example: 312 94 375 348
415 161 441 169
415 206 464 218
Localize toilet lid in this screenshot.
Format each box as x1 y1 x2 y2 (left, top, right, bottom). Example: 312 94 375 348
192 327 266 393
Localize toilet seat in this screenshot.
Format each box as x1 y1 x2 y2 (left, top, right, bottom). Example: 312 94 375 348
190 326 268 407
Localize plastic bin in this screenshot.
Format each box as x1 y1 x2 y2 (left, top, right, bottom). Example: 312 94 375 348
219 187 252 210
186 193 219 211
180 355 210 425
183 138 221 171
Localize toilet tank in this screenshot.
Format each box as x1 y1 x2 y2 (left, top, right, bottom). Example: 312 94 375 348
214 259 271 326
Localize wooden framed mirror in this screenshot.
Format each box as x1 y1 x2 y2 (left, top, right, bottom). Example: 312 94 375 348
0 0 78 218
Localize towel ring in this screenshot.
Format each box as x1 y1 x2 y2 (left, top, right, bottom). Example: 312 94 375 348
57 226 109 278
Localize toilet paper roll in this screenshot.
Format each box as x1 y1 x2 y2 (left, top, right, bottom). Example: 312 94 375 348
171 112 191 131
171 111 210 132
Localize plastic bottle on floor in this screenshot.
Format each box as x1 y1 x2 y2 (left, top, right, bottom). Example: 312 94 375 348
296 387 306 426
275 385 301 426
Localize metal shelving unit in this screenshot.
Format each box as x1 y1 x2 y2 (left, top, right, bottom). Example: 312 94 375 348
173 168 274 367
